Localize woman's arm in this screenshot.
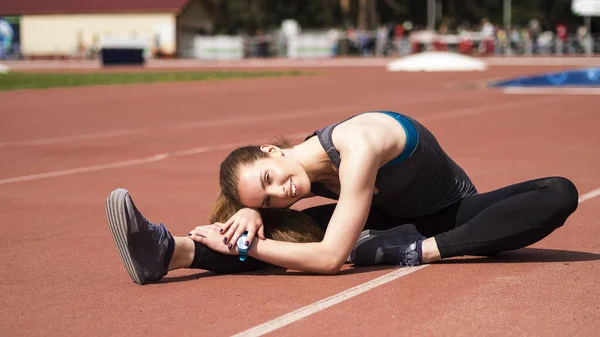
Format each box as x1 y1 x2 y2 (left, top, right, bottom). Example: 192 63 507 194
248 141 380 274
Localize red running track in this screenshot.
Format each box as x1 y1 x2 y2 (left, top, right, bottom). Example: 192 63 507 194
0 65 599 336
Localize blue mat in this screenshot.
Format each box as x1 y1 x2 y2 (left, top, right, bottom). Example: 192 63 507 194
491 68 600 87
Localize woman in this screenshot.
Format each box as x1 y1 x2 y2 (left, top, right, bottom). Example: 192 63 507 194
187 110 579 274
107 111 578 283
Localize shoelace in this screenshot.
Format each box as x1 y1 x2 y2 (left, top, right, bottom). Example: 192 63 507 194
381 243 420 267
399 250 420 267
380 245 420 267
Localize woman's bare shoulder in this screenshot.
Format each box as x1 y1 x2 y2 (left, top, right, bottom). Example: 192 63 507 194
332 113 407 162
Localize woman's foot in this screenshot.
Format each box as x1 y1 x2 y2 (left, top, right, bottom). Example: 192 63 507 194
105 188 175 285
350 224 426 267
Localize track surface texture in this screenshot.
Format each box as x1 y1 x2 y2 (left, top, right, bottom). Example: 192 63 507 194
1 60 599 336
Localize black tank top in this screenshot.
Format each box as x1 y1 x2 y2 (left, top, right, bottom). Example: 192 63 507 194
307 112 477 218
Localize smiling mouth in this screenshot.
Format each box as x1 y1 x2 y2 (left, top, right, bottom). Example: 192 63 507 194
290 179 298 197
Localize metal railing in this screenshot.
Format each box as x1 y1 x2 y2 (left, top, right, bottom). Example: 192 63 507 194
184 31 600 59
4 31 599 61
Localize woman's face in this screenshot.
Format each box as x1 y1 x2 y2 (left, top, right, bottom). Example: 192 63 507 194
237 146 310 209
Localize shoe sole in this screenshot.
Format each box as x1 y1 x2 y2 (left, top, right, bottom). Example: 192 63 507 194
350 224 419 264
105 188 145 285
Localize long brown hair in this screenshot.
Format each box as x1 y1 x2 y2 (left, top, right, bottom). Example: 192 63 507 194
209 138 323 243
210 192 323 243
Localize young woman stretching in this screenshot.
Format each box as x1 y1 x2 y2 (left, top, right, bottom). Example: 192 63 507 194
106 111 579 284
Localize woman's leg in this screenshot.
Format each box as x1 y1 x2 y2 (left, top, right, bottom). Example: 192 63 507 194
425 177 579 261
301 203 406 232
169 237 195 270
106 188 268 285
187 239 267 273
171 236 268 274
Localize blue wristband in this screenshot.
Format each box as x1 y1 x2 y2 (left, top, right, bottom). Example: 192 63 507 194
236 233 249 262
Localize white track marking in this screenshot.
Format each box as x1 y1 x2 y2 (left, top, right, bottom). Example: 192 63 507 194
503 87 600 95
0 154 168 185
0 128 148 149
424 95 564 120
172 105 361 130
0 95 568 185
0 103 375 149
231 189 600 336
0 108 343 149
0 92 458 149
579 188 600 203
0 132 308 185
231 266 428 337
0 87 561 149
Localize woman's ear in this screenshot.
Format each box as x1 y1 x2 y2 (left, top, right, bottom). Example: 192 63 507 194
260 144 283 156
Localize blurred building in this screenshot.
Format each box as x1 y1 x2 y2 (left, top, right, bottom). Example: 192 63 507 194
0 0 214 59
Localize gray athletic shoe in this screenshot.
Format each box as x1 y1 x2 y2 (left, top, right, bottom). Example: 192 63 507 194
350 224 426 267
346 230 371 262
105 188 174 285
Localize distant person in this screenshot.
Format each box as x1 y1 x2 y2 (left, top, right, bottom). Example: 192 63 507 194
520 27 531 55
510 27 521 54
327 28 341 56
76 31 87 61
556 23 567 55
358 29 372 56
89 34 101 60
375 24 387 56
480 18 495 56
577 25 592 55
528 19 541 54
401 21 413 55
496 28 507 55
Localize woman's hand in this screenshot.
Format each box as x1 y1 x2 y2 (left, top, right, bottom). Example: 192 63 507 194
188 223 238 255
221 208 265 250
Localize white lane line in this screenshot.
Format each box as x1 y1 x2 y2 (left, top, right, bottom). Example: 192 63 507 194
424 95 564 121
173 105 359 130
231 187 600 337
0 154 168 185
503 87 600 95
0 103 367 149
0 132 309 185
0 95 567 185
0 91 457 149
0 87 559 149
579 188 600 204
0 128 148 149
231 265 428 337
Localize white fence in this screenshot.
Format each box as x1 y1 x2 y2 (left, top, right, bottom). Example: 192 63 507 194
287 34 335 58
192 36 244 60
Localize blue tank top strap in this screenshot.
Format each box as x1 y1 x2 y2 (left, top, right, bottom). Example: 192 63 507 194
310 111 418 170
379 111 419 168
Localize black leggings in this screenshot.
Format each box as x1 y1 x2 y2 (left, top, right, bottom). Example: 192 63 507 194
190 177 578 272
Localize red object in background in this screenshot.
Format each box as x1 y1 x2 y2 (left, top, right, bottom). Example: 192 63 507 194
459 39 473 54
557 24 567 41
412 40 421 53
483 39 495 55
395 25 403 39
433 39 447 51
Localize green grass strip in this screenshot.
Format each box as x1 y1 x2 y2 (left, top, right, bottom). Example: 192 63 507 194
0 71 304 91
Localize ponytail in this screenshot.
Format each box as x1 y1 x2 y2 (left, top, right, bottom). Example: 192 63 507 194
209 192 241 224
